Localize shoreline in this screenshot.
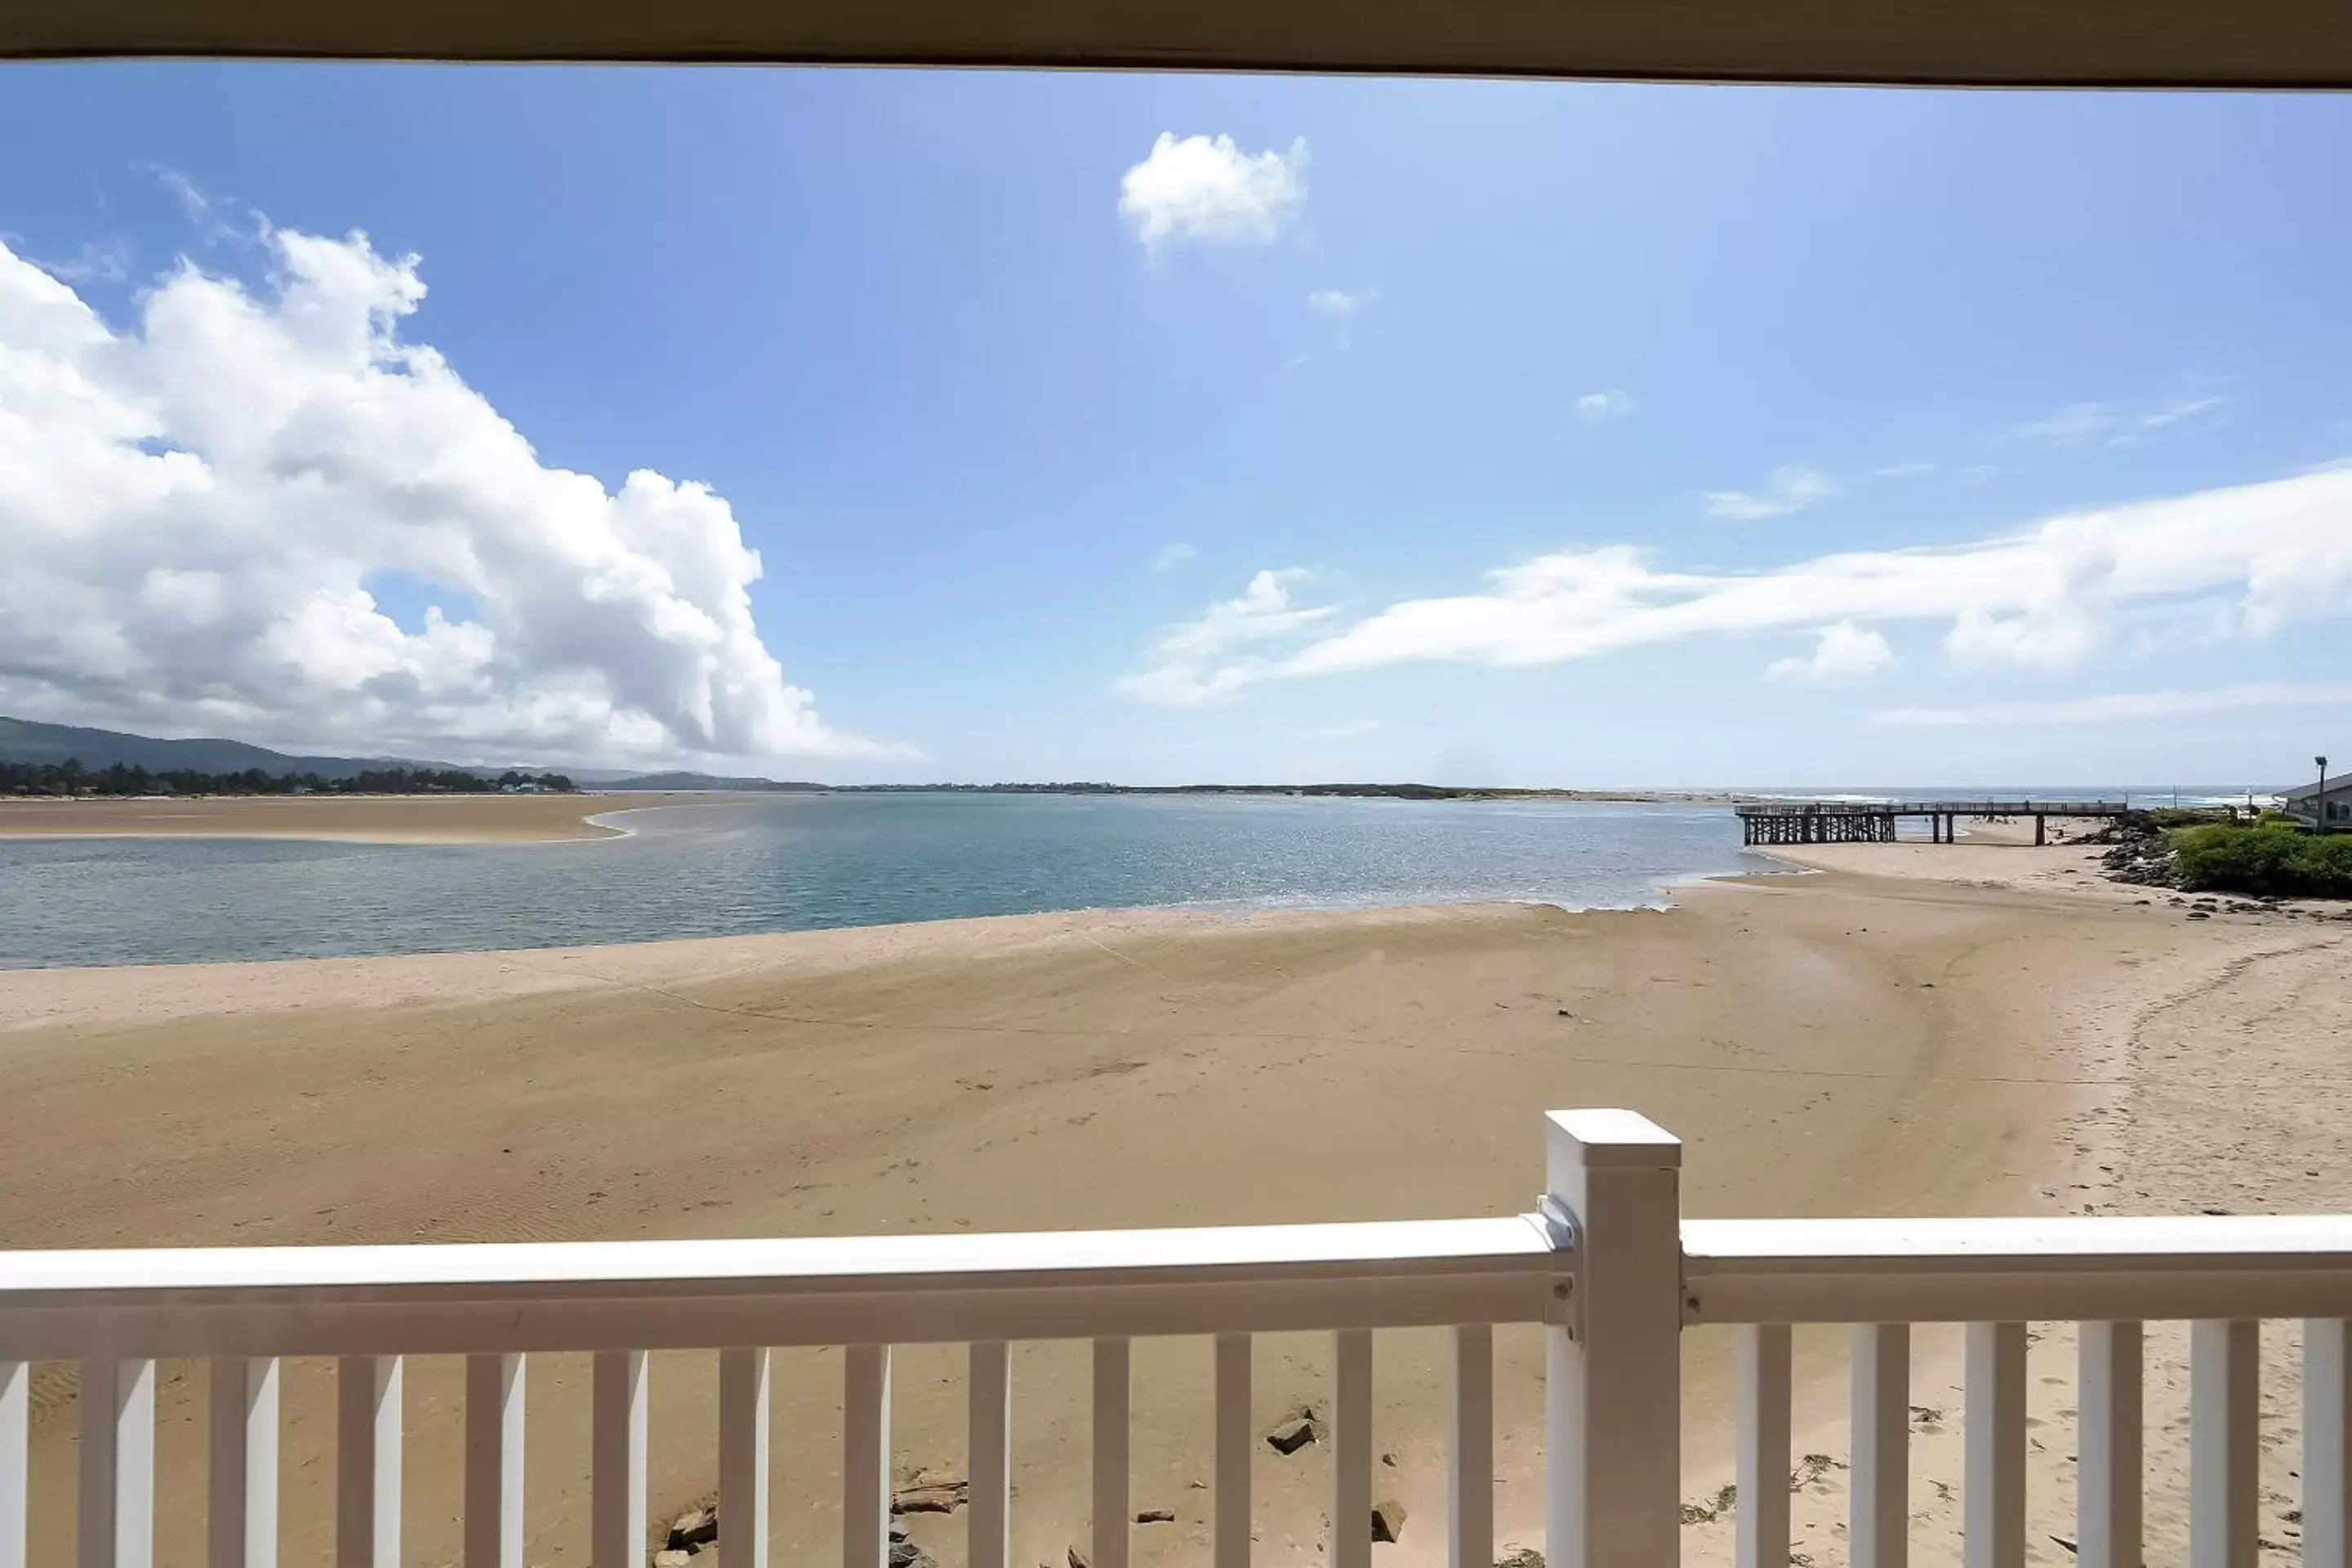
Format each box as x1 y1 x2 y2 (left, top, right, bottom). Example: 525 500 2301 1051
0 789 742 844
0 786 1799 849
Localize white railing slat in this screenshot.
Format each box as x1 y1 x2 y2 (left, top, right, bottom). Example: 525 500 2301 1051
1963 1322 2025 1568
0 1361 24 1568
208 1358 278 1568
1735 1323 1790 1568
2307 1320 2350 1568
1093 1338 1129 1568
591 1351 648 1568
844 1345 891 1568
969 1341 1010 1568
719 1348 772 1568
1851 1324 1909 1568
1449 1323 1494 1568
1332 1328 1373 1568
78 1359 154 1568
464 1353 525 1568
2190 1319 2257 1568
1214 1334 1250 1568
78 1360 154 1568
2077 1321 2141 1568
335 1355 400 1568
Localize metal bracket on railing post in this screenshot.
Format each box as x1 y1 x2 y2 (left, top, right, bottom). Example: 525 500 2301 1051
1530 1194 1579 1332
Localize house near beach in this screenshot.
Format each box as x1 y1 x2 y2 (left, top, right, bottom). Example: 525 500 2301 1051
2279 773 2352 828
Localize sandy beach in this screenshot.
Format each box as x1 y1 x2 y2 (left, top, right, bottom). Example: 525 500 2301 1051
0 791 732 844
2 840 2345 1565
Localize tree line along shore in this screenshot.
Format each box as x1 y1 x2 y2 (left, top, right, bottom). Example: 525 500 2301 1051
2 760 579 797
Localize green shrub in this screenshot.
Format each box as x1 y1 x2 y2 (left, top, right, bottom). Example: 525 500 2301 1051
2168 822 2352 896
2145 806 2236 829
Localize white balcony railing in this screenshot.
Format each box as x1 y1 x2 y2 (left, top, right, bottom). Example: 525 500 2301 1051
3 1108 2351 1568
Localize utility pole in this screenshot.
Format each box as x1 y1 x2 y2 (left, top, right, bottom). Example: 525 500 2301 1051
2319 755 2331 835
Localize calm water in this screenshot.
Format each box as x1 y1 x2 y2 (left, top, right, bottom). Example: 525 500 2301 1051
0 793 1771 969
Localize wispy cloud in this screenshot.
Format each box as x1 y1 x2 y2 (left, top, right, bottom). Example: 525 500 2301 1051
1766 621 1892 684
1119 466 2352 704
1153 542 1197 571
154 164 212 223
1120 134 1307 251
1574 390 1637 422
1996 394 2225 451
1305 718 1383 741
1873 461 1936 479
1308 287 1372 318
1873 682 2352 728
1117 569 1334 707
2139 394 2225 430
1296 287 1380 359
1704 465 1835 521
30 238 131 285
147 166 251 247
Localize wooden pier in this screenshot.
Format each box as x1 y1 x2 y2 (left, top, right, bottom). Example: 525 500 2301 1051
1734 799 2132 848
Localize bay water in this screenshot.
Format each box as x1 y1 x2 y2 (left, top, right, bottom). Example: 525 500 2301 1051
0 792 1767 969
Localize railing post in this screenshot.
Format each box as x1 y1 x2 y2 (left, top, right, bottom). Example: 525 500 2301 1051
1851 1325 1910 1568
719 1348 771 1568
1736 1325 1791 1568
1543 1108 1682 1568
464 1353 525 1568
844 1345 892 1568
2310 1320 2352 1568
209 1357 278 1568
2191 1320 2258 1568
969 1343 1012 1568
2078 1323 2142 1568
335 1356 400 1568
80 1358 156 1568
1092 1338 1130 1568
1449 1325 1494 1568
1 1361 24 1568
590 1352 648 1568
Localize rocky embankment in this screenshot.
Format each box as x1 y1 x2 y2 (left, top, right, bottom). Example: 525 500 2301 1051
2097 817 2180 888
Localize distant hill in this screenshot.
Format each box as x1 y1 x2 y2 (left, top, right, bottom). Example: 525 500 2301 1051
601 771 829 792
0 716 419 780
0 717 828 792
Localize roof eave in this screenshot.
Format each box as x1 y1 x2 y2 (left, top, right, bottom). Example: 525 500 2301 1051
7 0 2352 88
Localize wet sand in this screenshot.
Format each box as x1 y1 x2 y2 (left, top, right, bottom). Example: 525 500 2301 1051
1 844 2344 1564
0 791 733 844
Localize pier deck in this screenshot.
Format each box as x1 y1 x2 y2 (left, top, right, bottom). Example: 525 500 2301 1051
1734 799 2132 847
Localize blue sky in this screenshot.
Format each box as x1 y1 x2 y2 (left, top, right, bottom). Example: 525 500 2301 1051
2 65 2350 786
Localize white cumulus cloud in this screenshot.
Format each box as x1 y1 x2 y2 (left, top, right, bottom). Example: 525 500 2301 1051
1119 134 1307 250
0 227 903 766
1575 390 1637 421
1118 466 2352 705
1704 465 1836 520
1766 621 1892 684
